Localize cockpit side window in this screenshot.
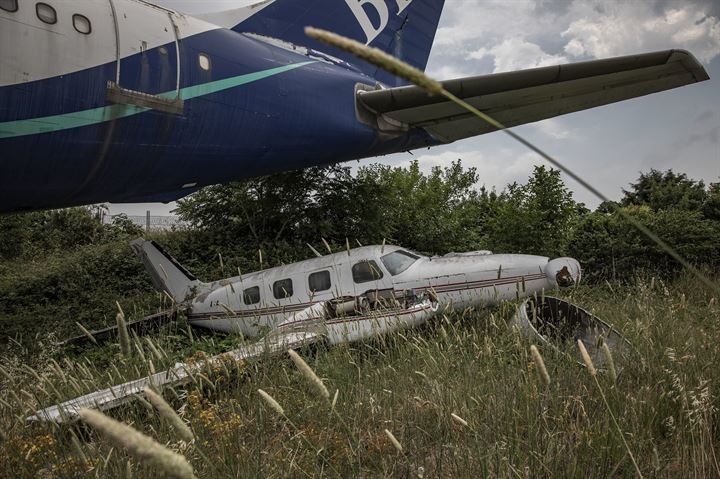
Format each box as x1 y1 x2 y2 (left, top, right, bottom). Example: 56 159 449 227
381 250 420 276
352 260 384 283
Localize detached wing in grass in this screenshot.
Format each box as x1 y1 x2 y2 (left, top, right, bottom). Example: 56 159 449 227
357 49 708 142
29 330 321 423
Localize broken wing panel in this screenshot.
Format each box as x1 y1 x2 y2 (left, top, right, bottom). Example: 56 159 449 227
357 49 709 142
29 330 320 423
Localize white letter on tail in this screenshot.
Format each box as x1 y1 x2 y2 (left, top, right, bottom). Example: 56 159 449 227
345 0 389 44
396 0 413 14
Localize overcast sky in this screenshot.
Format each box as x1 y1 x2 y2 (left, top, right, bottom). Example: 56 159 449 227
112 0 720 216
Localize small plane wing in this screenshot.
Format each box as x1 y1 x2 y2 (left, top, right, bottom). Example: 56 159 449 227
356 49 709 142
29 329 321 423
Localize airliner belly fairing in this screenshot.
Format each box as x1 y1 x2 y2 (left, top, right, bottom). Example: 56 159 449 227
0 0 709 212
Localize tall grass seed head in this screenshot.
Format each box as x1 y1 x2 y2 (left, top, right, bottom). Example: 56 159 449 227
304 27 443 95
257 389 285 416
288 349 329 399
79 408 196 479
577 339 597 376
144 387 195 443
530 345 551 386
384 428 403 453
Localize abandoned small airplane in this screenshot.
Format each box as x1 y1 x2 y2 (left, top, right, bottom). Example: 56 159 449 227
130 239 581 339
0 0 709 212
31 239 581 421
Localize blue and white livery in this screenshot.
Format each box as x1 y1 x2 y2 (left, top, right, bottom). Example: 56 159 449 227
0 0 709 212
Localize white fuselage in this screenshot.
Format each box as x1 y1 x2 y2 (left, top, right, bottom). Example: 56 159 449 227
187 245 581 336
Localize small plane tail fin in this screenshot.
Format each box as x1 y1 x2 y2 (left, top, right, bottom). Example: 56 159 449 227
228 0 445 86
130 238 204 303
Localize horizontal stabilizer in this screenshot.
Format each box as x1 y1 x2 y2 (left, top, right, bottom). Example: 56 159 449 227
357 49 709 142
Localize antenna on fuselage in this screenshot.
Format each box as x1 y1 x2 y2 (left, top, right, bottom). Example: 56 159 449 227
307 243 323 258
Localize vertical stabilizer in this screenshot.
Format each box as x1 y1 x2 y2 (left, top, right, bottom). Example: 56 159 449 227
130 238 204 303
229 0 445 87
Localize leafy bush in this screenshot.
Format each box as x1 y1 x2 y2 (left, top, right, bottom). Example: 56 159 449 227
569 206 720 280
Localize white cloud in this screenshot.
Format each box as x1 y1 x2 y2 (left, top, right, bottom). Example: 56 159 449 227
469 37 567 73
533 118 578 141
561 2 720 63
430 0 720 80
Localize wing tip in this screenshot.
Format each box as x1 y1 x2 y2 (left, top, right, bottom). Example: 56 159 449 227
667 49 710 82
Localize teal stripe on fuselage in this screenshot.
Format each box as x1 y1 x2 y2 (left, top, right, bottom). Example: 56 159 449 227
0 61 315 139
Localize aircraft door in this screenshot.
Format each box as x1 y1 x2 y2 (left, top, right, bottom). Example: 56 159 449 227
107 0 183 114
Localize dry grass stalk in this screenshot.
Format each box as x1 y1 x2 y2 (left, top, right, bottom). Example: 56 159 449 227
258 389 284 416
75 321 98 345
144 387 194 443
305 27 442 95
451 413 469 427
331 389 339 411
384 429 403 453
601 342 617 384
70 432 88 466
577 340 596 376
116 312 131 358
79 408 196 479
145 337 164 362
288 349 329 399
530 345 551 386
321 237 332 254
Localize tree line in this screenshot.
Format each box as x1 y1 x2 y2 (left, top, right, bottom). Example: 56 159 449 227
1 162 719 282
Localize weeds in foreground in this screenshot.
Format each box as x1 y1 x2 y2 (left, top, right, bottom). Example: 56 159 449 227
0 277 718 477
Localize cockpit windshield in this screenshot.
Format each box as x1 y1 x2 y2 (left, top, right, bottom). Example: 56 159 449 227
381 250 420 275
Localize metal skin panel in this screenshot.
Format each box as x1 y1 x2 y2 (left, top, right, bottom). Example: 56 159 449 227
114 0 179 95
0 1 116 86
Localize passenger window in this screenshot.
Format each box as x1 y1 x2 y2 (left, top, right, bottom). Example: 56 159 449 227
352 260 384 284
198 53 211 71
0 0 18 13
308 270 331 293
273 279 293 299
73 14 91 34
36 3 56 24
243 286 260 305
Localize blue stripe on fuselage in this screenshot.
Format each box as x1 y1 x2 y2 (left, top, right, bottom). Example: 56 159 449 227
0 28 436 212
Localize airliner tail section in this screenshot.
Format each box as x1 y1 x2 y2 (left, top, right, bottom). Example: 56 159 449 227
234 0 445 86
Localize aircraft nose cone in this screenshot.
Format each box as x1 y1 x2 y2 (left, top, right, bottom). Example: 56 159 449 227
545 257 581 288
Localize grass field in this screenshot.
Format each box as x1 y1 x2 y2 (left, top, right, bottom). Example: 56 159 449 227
0 275 718 478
